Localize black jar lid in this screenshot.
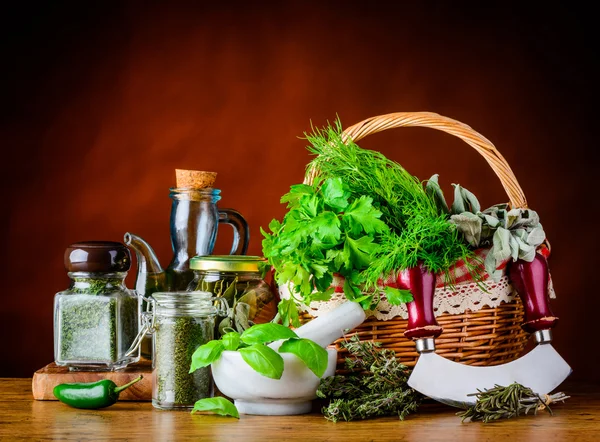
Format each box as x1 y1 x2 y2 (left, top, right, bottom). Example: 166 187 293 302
64 241 132 273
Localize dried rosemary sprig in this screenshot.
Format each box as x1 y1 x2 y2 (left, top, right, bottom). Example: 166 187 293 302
316 336 421 422
457 383 569 423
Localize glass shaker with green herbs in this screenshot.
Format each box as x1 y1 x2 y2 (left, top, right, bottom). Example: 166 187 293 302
54 241 140 371
145 291 227 410
187 256 278 337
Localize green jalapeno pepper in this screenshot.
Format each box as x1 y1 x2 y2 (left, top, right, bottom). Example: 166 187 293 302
53 375 143 409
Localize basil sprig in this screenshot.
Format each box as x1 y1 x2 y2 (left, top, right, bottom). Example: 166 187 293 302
189 323 330 417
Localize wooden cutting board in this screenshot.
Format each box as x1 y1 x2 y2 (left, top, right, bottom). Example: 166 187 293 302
32 358 152 401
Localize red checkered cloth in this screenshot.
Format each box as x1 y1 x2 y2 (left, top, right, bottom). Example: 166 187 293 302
330 242 551 293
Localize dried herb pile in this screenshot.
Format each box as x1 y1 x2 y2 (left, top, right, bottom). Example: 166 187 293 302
457 383 569 423
154 316 214 407
316 337 421 422
56 278 138 363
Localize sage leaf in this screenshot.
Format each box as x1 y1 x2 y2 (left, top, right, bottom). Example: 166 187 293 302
509 232 520 262
234 302 252 332
492 227 512 269
191 397 240 418
484 248 503 282
239 344 284 379
383 286 413 305
515 236 536 261
240 323 297 345
425 174 449 214
190 340 225 373
527 226 546 247
506 209 522 228
449 212 483 247
451 184 481 214
279 338 329 378
222 332 241 351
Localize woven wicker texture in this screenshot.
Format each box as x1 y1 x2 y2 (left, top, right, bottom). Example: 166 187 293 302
302 112 530 370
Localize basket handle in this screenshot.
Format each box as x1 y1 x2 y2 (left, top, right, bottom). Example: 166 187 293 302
304 112 527 209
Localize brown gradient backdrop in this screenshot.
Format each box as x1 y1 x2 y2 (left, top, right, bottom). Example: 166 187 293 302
2 2 598 380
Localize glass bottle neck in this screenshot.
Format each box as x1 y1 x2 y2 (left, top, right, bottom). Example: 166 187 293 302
168 188 222 271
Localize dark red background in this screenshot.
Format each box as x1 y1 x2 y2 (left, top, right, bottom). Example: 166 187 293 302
2 2 598 381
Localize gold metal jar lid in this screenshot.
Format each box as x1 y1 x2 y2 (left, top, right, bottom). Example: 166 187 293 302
189 255 268 272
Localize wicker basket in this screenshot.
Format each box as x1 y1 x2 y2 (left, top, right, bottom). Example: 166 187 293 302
302 112 530 371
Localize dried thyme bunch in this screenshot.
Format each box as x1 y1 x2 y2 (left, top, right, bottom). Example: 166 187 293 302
316 336 421 422
457 383 569 423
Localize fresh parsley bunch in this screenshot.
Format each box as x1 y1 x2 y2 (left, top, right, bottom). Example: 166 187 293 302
262 177 397 326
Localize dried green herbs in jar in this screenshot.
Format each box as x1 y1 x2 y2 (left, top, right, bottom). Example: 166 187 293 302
150 292 224 410
54 242 140 371
188 256 277 336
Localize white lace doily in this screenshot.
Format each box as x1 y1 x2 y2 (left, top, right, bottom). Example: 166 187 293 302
279 276 556 320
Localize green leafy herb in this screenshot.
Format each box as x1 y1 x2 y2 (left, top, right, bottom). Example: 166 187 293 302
240 323 298 345
239 344 285 379
382 286 413 304
190 323 329 382
279 338 329 377
221 332 241 351
191 397 240 418
263 120 474 324
457 383 569 423
317 336 421 422
189 340 225 372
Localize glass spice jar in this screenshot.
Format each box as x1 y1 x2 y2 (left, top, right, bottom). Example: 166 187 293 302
145 291 227 410
54 241 140 371
187 256 278 336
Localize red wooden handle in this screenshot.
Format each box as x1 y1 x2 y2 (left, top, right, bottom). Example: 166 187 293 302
400 264 442 340
508 253 558 334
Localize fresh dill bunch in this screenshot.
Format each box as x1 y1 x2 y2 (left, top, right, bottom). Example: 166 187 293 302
304 120 472 285
317 336 422 422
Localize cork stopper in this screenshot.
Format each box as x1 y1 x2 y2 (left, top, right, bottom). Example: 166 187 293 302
175 169 217 189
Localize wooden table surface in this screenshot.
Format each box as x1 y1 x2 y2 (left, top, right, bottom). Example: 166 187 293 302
1 378 598 441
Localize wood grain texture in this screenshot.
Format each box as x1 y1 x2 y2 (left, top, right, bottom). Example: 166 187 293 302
32 359 152 401
4 378 599 441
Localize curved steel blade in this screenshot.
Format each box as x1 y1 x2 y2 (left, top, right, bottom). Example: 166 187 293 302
408 344 572 408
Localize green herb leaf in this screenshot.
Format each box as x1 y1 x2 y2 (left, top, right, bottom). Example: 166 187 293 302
191 397 240 418
342 195 388 236
383 286 413 305
343 236 379 269
239 344 285 379
240 323 297 345
280 184 315 208
222 332 241 351
279 337 329 377
189 340 225 373
322 177 351 211
425 174 450 214
277 298 300 328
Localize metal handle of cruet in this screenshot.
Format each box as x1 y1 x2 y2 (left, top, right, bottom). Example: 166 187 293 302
125 293 156 358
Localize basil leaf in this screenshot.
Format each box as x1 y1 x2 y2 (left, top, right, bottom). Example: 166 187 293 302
222 332 241 351
191 397 239 418
383 286 413 305
239 344 284 379
279 338 329 378
240 323 297 345
189 340 225 373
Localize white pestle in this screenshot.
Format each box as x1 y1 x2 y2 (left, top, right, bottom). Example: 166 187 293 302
269 301 366 350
